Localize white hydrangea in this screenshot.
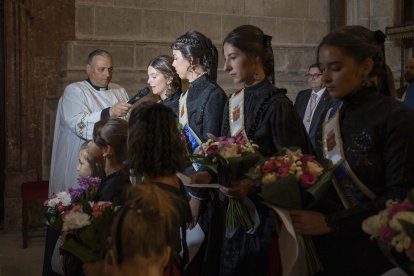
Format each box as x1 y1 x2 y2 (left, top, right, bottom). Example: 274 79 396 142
391 232 412 253
62 210 91 231
362 209 389 237
47 192 71 207
220 145 240 158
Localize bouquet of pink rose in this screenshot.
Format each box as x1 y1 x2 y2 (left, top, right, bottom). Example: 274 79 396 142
362 192 414 275
250 148 332 209
247 148 332 275
191 134 262 232
44 176 119 263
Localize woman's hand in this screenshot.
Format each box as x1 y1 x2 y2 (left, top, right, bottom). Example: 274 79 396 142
290 209 331 236
219 178 256 199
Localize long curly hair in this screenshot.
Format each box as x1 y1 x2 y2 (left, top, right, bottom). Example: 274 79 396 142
128 102 187 177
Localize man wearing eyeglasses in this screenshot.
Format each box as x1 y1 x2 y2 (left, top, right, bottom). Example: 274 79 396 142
397 57 414 111
294 63 334 160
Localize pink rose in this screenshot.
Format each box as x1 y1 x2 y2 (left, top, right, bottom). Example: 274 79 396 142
262 160 276 174
301 154 316 162
206 144 219 155
388 200 414 217
379 226 395 244
300 171 316 187
278 163 292 177
91 210 103 218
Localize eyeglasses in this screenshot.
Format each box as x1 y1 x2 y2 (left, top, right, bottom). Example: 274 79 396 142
305 73 322 79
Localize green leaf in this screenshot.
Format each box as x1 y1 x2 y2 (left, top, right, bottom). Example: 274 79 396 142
304 171 333 209
260 175 302 209
399 219 414 240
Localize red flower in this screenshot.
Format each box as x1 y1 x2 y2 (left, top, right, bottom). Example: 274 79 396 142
262 159 276 174
300 171 316 187
206 144 219 155
278 163 291 177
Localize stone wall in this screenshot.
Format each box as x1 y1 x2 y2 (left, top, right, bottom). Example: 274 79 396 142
64 0 330 100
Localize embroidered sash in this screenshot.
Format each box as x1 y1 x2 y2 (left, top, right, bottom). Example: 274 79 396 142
179 91 202 171
322 103 376 208
229 89 248 141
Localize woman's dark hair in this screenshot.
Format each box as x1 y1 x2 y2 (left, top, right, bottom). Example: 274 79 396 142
79 141 105 178
171 30 218 81
317 25 385 79
148 55 182 95
128 102 187 177
223 25 275 84
92 117 128 165
111 184 191 271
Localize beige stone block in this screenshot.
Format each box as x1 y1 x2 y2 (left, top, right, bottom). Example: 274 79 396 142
245 0 273 17
371 0 395 17
115 0 139 8
303 21 329 45
309 0 329 20
224 0 245 15
370 17 393 33
135 0 163 9
135 44 173 68
196 0 225 13
184 13 222 43
274 0 309 18
75 5 94 38
142 10 185 41
162 0 197 11
222 16 252 41
76 0 114 4
274 18 304 44
251 17 277 42
95 7 141 40
357 0 370 18
274 47 316 72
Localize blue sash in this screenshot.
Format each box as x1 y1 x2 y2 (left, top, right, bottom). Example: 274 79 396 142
323 103 376 208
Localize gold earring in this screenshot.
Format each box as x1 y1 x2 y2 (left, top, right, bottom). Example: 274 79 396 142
253 72 259 80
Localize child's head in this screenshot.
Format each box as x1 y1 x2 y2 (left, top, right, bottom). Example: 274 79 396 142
76 141 104 178
107 184 190 275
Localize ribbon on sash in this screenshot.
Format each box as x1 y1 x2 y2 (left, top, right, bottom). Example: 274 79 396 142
229 89 248 141
322 103 376 209
179 91 202 171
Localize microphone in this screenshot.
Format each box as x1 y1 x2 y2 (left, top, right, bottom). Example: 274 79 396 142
127 87 151 105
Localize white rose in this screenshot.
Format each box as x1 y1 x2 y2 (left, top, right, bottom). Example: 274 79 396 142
262 172 278 185
306 161 323 177
362 211 389 237
62 210 91 231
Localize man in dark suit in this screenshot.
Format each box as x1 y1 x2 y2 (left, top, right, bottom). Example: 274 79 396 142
294 63 335 160
397 57 414 111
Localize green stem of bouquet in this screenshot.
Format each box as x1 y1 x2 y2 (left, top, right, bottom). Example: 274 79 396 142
226 199 253 231
301 235 323 275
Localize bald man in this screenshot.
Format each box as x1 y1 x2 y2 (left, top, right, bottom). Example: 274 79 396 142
397 58 414 111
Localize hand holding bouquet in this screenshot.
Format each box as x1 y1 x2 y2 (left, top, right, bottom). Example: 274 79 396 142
191 134 262 233
44 176 119 263
363 193 414 275
247 148 332 275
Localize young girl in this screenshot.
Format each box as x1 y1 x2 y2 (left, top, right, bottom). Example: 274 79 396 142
127 102 192 275
105 184 190 276
51 141 104 275
147 55 182 116
76 140 105 178
290 25 414 275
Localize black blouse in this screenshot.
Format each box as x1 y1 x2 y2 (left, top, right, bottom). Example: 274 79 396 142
161 91 181 117
315 87 414 275
221 80 311 157
186 74 227 142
